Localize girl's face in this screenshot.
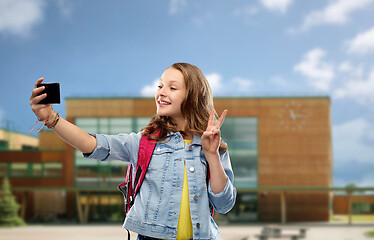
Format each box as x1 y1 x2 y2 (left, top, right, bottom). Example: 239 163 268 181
155 68 187 123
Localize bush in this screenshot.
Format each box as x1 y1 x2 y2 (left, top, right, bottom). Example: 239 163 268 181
0 177 26 227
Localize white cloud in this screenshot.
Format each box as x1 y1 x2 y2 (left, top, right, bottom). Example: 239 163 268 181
140 78 159 97
205 73 223 94
290 0 374 32
334 69 374 106
346 26 374 55
294 48 335 91
140 73 252 97
338 61 353 72
333 118 374 164
259 0 293 13
0 0 45 37
231 77 254 90
169 0 187 15
338 61 364 78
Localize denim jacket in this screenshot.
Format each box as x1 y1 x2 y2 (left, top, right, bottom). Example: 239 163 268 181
84 131 237 240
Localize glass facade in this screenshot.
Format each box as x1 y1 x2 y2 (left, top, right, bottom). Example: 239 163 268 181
352 202 374 214
75 117 150 188
0 162 62 178
221 117 258 221
75 116 259 221
221 117 258 189
0 140 9 150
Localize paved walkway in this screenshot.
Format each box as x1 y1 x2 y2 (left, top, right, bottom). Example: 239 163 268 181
0 224 373 240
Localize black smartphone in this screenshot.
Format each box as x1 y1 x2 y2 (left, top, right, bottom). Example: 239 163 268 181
36 83 61 104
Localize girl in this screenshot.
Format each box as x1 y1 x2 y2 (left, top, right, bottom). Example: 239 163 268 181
30 63 237 240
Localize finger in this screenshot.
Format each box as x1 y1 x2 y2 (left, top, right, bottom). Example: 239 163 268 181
213 128 220 136
31 85 46 99
217 109 227 128
31 93 47 105
207 109 215 128
34 77 44 88
211 125 218 133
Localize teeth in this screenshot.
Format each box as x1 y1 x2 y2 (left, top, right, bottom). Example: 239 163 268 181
159 101 170 105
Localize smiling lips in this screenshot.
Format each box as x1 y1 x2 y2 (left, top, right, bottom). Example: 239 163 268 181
158 100 171 105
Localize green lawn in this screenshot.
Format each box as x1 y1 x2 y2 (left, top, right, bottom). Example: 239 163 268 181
331 214 374 223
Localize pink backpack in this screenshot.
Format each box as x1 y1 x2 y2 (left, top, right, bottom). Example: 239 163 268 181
118 134 157 216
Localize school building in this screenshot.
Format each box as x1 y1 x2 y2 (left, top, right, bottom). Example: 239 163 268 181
0 96 335 223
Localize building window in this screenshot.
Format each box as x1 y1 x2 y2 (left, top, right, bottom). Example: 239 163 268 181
44 163 62 177
221 117 258 189
32 163 43 177
221 117 258 222
352 202 374 214
74 117 150 187
11 163 29 177
1 162 61 178
22 145 38 151
0 163 8 176
0 140 9 150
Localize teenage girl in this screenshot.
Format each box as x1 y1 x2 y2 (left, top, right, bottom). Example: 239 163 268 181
30 62 237 240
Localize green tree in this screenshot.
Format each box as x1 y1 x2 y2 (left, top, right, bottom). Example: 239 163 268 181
0 177 26 227
345 182 364 195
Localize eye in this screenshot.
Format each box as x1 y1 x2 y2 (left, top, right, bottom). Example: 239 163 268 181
170 87 177 90
157 85 162 89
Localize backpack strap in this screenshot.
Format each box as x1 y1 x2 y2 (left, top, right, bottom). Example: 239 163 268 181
133 134 157 198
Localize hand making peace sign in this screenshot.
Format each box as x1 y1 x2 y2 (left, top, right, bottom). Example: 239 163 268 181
201 109 227 155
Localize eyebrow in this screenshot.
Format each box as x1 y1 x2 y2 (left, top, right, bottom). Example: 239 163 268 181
159 79 181 85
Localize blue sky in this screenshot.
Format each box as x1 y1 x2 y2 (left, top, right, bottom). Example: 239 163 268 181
1 0 374 187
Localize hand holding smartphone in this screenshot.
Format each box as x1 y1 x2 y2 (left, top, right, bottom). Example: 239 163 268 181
37 83 61 104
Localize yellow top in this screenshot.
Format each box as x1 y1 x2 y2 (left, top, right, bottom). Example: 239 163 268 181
176 139 193 240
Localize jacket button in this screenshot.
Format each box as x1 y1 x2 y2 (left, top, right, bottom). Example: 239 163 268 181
189 167 195 172
188 145 193 151
196 223 200 228
193 195 198 201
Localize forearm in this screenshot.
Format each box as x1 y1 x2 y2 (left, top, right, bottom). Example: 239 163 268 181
205 152 228 194
52 117 97 154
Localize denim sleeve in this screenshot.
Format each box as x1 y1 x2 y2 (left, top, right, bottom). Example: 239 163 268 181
83 132 142 165
207 150 237 214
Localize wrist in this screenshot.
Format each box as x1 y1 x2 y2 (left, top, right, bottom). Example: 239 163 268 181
44 112 60 129
204 151 220 162
38 109 55 122
44 111 56 123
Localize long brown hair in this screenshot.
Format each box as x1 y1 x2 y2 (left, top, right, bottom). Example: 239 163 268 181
142 63 228 151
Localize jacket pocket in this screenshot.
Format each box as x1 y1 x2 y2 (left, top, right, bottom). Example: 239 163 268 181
148 146 174 171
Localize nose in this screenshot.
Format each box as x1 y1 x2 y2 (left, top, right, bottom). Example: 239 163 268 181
158 87 167 96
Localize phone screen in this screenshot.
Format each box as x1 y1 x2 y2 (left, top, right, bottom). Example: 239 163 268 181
37 83 61 104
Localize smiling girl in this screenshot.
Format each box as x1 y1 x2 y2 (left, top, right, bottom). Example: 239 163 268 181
30 62 237 239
